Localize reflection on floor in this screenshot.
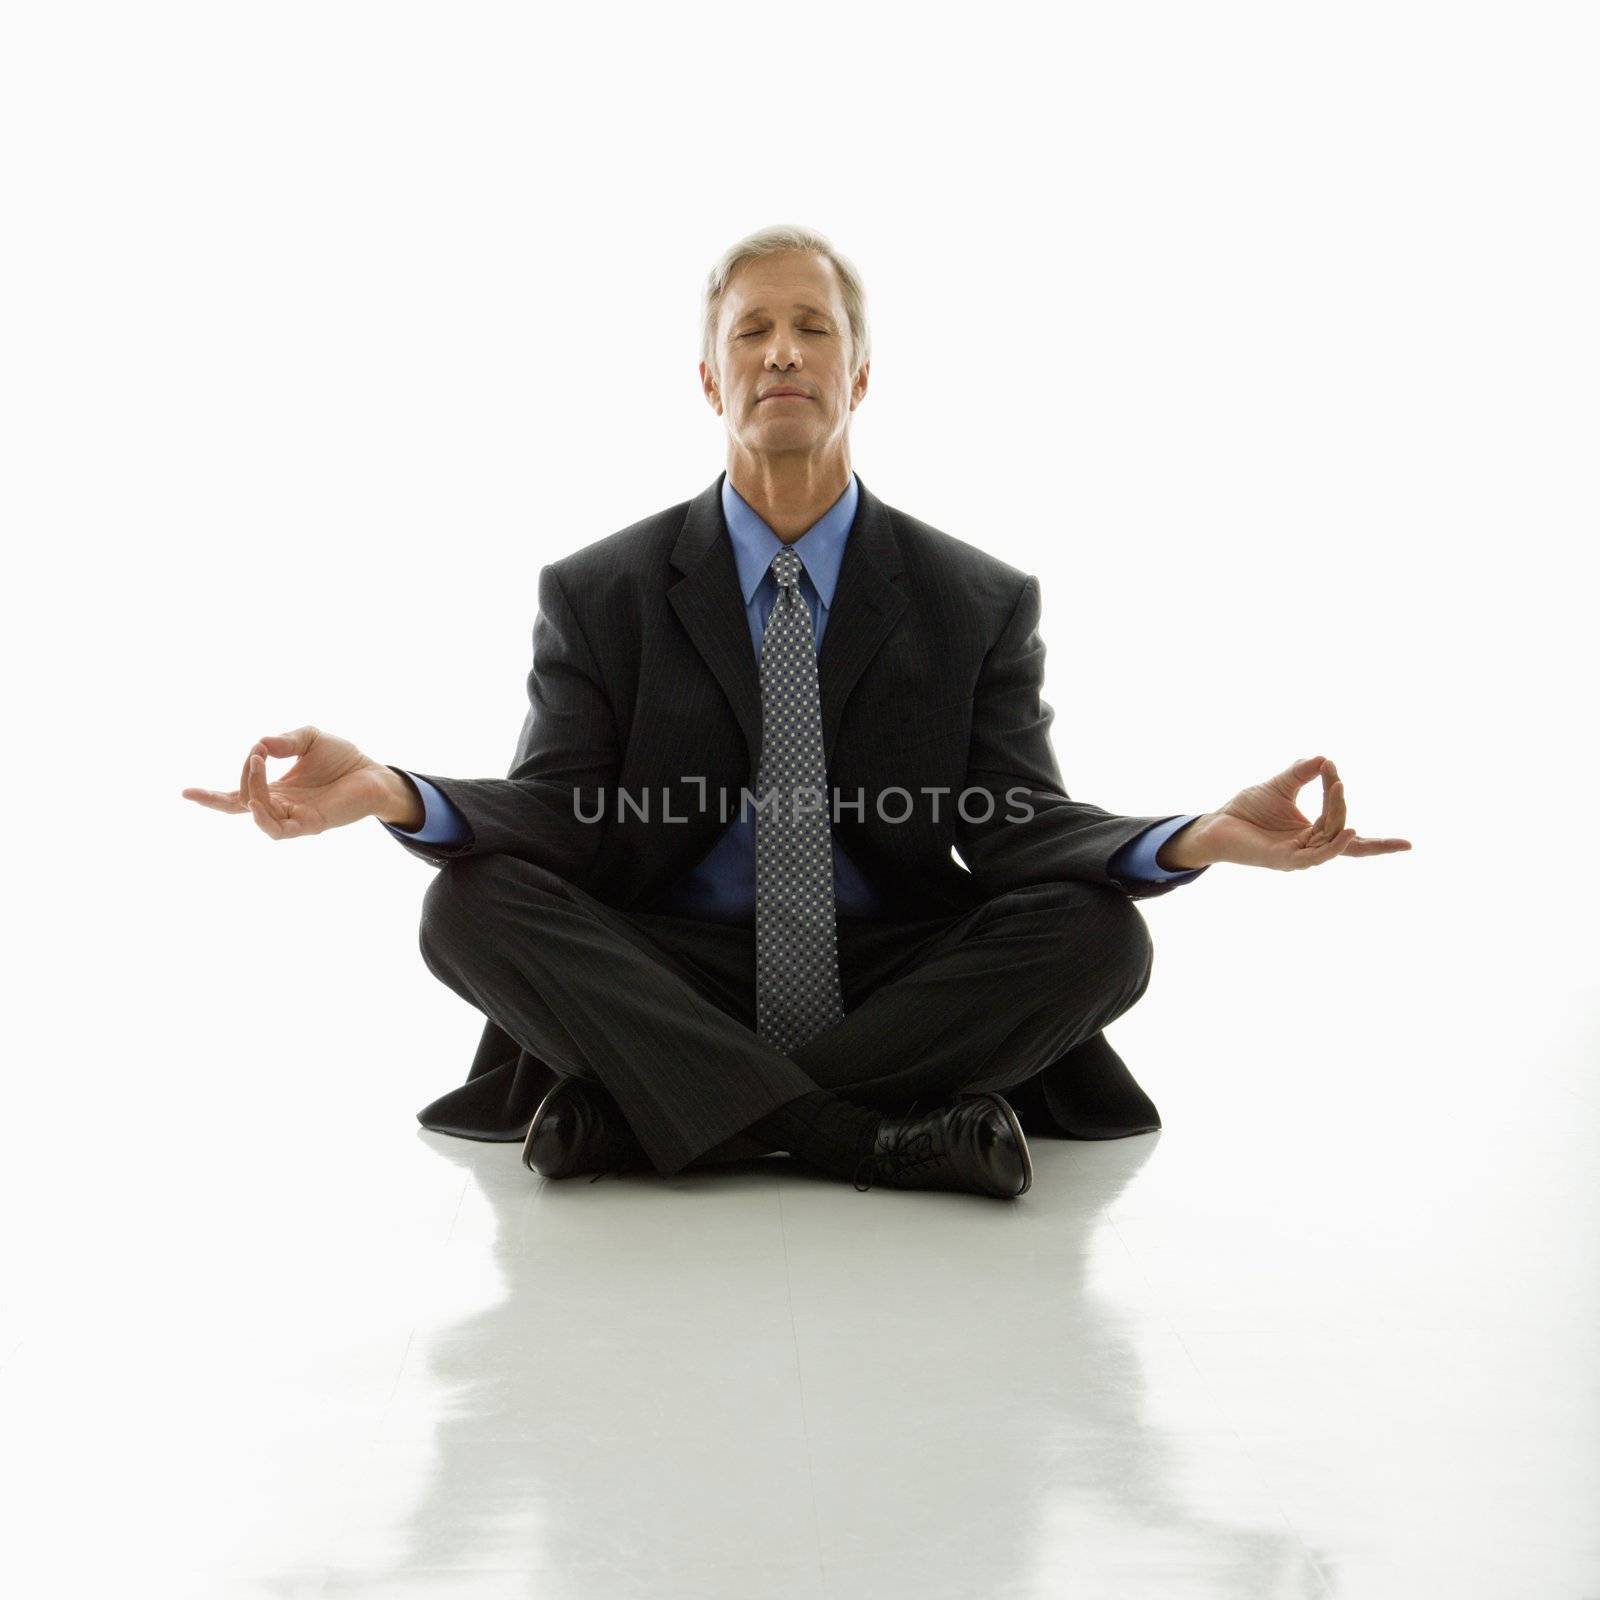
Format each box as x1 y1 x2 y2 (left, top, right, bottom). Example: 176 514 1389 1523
3 996 1595 1600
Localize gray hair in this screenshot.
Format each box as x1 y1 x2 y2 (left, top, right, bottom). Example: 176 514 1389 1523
700 223 871 380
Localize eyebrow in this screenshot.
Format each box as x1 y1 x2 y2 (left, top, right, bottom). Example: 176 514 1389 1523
731 303 835 323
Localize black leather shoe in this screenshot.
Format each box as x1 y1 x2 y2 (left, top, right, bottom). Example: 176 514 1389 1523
853 1091 1032 1199
522 1076 650 1179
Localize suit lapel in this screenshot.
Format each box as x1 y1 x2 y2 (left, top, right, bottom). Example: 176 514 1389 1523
668 470 907 778
668 476 763 769
815 475 906 760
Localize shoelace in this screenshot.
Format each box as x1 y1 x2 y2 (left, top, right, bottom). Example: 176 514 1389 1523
853 1100 926 1193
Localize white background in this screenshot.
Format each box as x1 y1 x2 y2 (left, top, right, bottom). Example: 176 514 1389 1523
2 0 1595 1446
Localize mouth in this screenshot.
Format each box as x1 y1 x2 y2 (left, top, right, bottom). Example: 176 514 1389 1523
759 392 810 403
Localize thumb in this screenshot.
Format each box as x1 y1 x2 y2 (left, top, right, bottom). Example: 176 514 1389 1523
258 727 315 757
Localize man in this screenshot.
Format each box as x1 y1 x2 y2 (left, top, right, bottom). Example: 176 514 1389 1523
183 224 1410 1201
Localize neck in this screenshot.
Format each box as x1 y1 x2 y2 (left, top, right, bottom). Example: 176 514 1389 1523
726 446 851 543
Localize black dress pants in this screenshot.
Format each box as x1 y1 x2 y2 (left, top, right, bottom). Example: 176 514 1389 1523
417 853 1157 1178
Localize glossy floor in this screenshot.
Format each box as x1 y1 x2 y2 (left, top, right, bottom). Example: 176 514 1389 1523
2 962 1595 1600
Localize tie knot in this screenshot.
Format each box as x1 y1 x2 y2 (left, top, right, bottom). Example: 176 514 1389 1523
771 548 801 590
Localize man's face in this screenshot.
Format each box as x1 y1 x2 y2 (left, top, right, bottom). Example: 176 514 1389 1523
701 251 868 457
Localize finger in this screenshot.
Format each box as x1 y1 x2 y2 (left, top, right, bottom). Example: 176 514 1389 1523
1321 828 1356 865
181 787 248 814
260 726 317 760
239 741 266 807
1343 836 1412 856
1303 765 1344 847
1294 827 1355 869
1323 762 1346 840
254 751 283 817
1308 768 1333 841
260 779 310 839
252 757 309 838
1279 754 1326 799
248 794 285 838
247 753 298 839
247 752 284 830
258 728 305 764
251 795 308 838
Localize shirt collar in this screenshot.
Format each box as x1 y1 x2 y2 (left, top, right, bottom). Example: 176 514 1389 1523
722 471 859 608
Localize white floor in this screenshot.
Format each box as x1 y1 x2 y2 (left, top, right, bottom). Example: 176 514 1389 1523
4 866 1596 1600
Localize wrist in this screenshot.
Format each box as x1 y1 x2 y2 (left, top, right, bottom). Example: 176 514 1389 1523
373 765 426 830
1156 812 1218 872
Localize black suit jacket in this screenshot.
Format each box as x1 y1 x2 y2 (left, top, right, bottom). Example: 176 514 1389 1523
396 471 1192 1139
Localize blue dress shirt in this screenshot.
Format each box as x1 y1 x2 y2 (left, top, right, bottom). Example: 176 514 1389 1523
385 472 1207 912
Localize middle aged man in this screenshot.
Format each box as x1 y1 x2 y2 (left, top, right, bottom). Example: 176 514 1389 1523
184 222 1411 1201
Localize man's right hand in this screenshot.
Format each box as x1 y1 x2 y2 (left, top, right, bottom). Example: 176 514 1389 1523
181 725 424 839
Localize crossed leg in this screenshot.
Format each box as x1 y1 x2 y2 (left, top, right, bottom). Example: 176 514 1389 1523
806 877 1155 1111
418 853 1155 1177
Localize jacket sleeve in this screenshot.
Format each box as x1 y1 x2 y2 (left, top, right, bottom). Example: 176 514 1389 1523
954 574 1209 902
381 769 472 848
385 562 619 882
1108 812 1209 887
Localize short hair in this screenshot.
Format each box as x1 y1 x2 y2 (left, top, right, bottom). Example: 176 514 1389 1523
701 223 871 381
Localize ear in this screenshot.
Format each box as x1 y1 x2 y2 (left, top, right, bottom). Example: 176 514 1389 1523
698 359 723 416
850 358 870 412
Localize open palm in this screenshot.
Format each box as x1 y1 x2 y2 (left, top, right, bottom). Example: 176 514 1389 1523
181 725 392 839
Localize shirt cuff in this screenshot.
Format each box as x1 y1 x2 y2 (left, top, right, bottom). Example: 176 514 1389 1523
1109 813 1209 885
381 767 471 847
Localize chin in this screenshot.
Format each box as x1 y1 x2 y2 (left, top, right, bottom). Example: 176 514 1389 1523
753 423 816 441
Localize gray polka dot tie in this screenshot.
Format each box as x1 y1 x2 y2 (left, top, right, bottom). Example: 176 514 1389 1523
754 547 845 1055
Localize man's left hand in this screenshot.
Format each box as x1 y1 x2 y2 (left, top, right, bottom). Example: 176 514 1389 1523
1157 755 1412 873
